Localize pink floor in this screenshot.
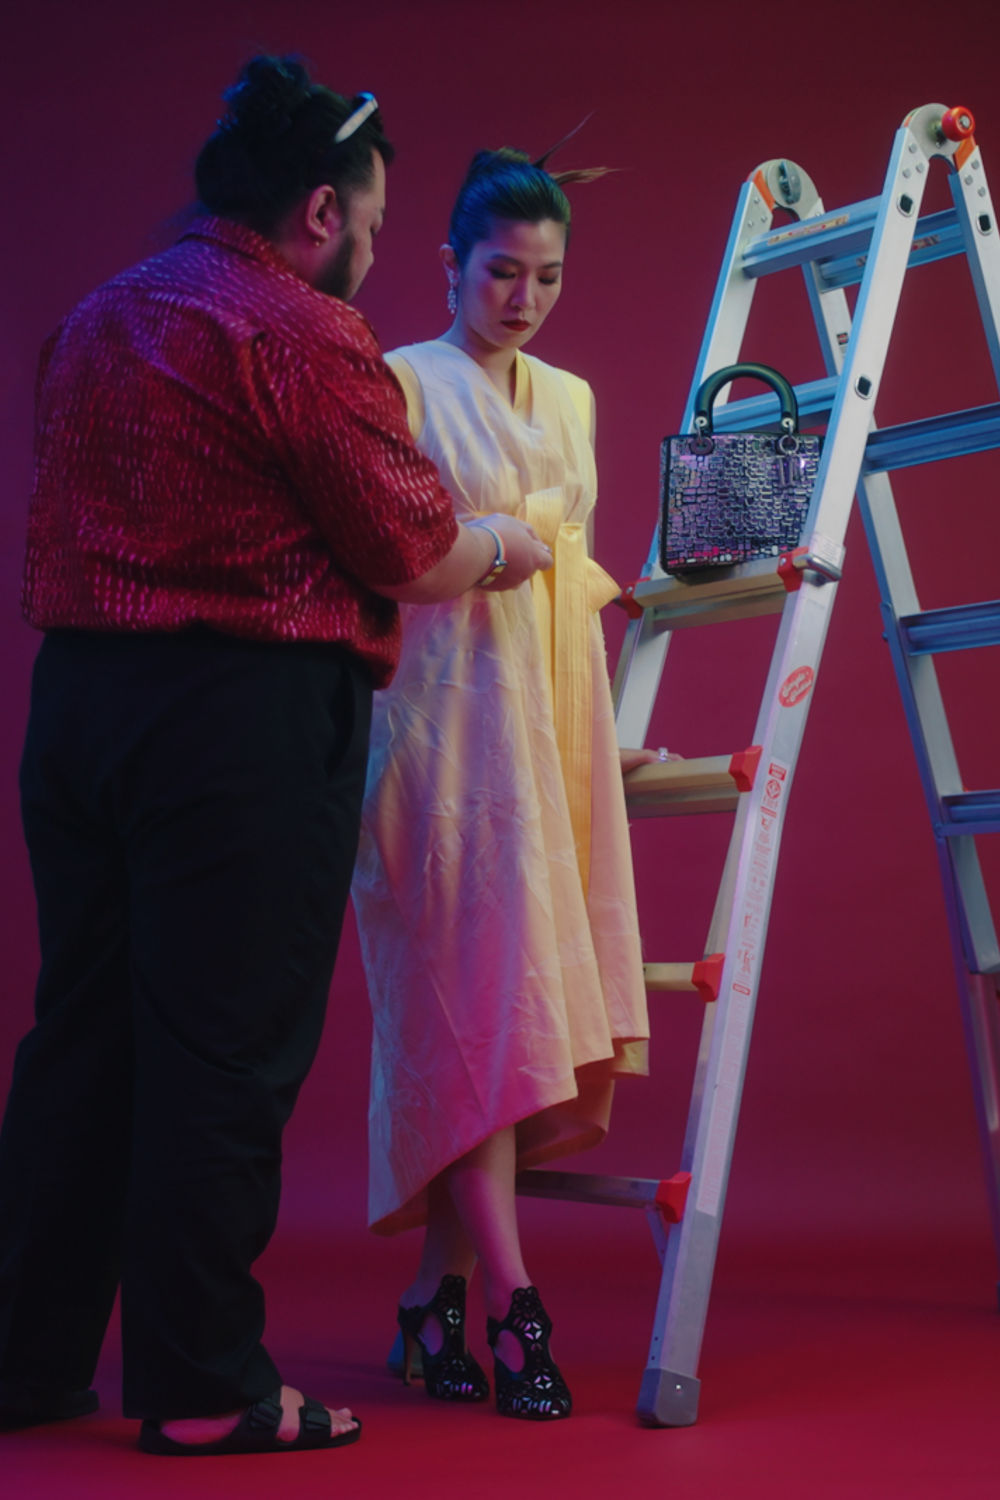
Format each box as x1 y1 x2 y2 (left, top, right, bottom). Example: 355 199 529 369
4 1216 998 1499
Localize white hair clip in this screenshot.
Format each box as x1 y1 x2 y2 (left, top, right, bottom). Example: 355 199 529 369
334 92 378 143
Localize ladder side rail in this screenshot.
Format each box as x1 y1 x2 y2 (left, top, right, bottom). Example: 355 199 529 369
701 256 857 943
852 130 1000 1271
612 610 673 746
946 836 1000 975
948 961 1000 1292
949 139 1000 389
696 264 852 978
614 166 827 744
639 579 842 1427
854 464 999 974
802 254 852 382
613 175 782 742
923 835 1000 1276
794 121 938 553
853 474 989 824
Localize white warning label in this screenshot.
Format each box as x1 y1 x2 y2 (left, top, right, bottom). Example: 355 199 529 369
696 757 789 1217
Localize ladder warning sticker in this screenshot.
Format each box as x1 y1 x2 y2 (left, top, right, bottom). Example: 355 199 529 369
778 665 814 707
765 212 849 245
696 757 790 1219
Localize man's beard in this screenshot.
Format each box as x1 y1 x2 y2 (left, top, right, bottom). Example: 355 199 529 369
319 232 356 301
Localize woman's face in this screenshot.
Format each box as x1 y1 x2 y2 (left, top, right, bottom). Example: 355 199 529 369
448 216 566 357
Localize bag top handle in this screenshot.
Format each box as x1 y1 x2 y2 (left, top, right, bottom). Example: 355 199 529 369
693 362 799 435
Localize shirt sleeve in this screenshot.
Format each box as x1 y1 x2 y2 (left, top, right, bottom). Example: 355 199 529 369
249 322 458 589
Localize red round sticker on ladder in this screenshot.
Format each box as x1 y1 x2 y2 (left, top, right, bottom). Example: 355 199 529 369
778 666 815 707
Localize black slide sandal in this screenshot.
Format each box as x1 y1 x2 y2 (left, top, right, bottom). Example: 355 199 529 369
138 1391 362 1456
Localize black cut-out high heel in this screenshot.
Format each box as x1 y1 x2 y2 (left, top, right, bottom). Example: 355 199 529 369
396 1273 489 1402
487 1285 572 1420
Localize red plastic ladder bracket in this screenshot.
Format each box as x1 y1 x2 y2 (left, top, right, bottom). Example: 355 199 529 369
728 745 762 791
778 546 809 592
655 1171 693 1224
692 953 725 1003
615 580 647 619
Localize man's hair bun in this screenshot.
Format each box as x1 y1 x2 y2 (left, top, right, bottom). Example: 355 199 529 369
195 53 394 234
218 56 313 143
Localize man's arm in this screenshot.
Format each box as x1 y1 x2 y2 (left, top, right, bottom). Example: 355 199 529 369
375 514 549 602
250 328 549 600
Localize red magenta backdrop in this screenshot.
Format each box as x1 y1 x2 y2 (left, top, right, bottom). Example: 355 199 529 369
3 0 1000 1264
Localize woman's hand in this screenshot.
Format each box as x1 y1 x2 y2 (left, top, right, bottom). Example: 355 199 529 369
372 512 551 603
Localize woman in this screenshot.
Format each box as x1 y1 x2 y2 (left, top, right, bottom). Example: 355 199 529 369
352 147 652 1421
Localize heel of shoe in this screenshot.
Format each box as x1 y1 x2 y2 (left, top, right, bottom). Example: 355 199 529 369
396 1274 489 1403
487 1285 572 1421
395 1307 423 1385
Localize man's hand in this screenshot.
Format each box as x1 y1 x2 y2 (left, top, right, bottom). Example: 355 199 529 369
620 747 683 774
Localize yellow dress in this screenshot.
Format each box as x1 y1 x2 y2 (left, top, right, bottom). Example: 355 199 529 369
353 339 648 1234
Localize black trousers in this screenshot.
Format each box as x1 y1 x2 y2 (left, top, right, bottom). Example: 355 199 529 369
0 629 372 1419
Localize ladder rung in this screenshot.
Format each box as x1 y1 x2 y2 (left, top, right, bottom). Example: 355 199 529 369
643 955 724 1002
901 601 1000 654
864 403 1000 473
708 376 839 433
818 208 968 291
741 195 883 276
515 1169 692 1223
940 791 1000 835
741 201 963 285
624 748 761 817
621 557 790 627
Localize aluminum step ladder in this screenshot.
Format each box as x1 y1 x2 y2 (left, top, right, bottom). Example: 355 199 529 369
516 101 1000 1426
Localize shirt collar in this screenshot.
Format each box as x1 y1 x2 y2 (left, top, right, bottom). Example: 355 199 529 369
179 215 304 281
177 214 379 341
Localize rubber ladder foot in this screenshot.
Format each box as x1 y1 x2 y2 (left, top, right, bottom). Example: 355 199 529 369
637 1366 701 1427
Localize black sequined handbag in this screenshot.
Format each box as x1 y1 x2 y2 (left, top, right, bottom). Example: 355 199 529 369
659 362 822 574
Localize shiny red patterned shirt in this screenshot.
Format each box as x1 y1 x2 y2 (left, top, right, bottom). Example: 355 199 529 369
22 217 459 686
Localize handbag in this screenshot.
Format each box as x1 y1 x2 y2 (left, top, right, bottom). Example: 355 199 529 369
659 362 822 574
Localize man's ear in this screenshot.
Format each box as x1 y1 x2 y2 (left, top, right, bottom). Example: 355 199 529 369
305 184 345 245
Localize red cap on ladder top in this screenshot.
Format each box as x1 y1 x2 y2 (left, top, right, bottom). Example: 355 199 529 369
940 106 975 141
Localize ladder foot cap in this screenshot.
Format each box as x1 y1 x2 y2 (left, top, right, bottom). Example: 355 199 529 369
637 1367 701 1427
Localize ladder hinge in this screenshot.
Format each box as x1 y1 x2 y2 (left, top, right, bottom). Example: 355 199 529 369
655 1171 693 1224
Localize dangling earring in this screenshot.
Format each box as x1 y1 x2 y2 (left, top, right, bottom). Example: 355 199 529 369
447 280 458 316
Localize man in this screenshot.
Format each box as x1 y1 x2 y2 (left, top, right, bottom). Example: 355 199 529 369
0 56 550 1456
